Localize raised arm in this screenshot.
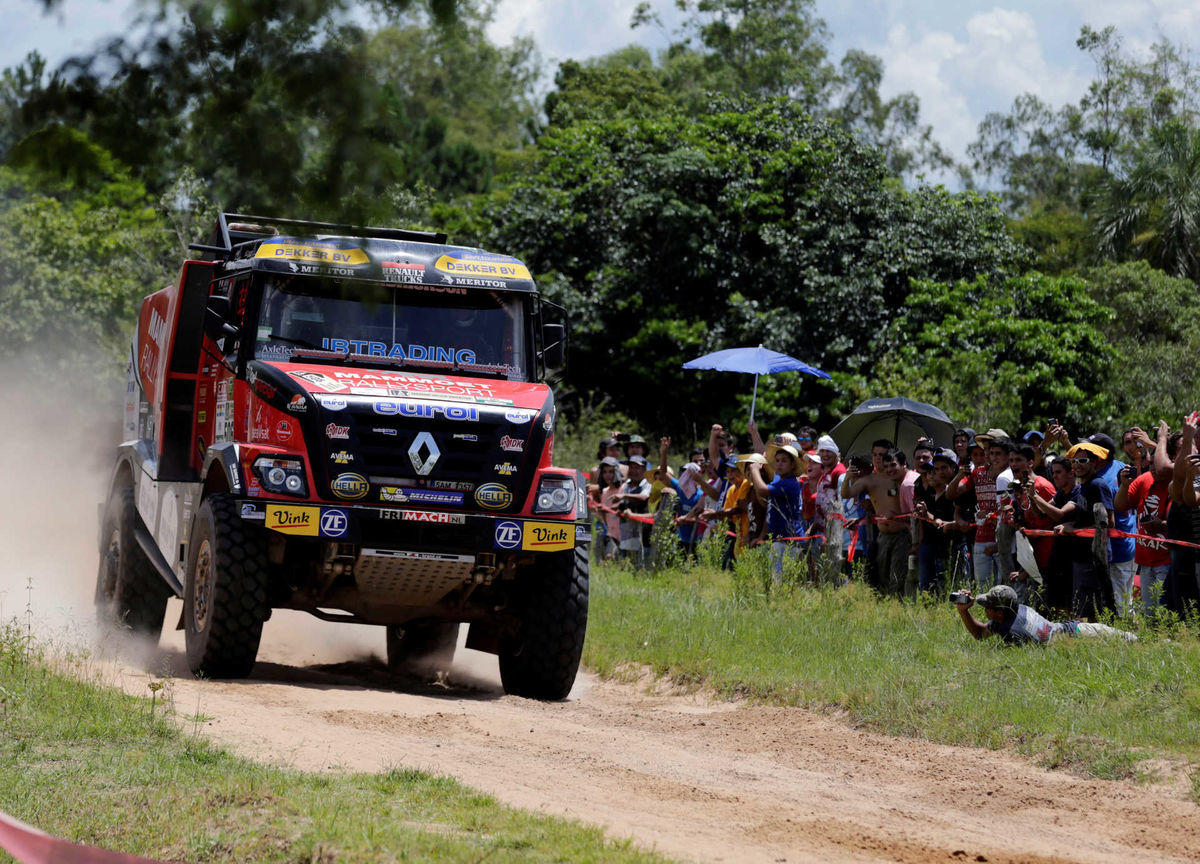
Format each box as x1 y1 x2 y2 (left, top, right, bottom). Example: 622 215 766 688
944 467 971 500
748 420 766 455
1170 413 1198 504
657 435 670 479
748 461 770 497
707 424 723 468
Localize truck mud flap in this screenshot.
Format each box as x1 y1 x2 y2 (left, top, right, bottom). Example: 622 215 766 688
134 523 184 597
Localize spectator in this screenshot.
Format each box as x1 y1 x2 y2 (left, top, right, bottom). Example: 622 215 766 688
592 456 623 560
1167 412 1200 614
701 458 754 563
947 434 1010 589
1054 442 1117 621
800 451 826 574
1004 443 1057 604
796 426 818 453
955 585 1135 644
1121 427 1155 476
843 448 916 597
615 455 652 566
1116 422 1177 616
596 436 625 479
624 434 650 461
746 443 804 582
953 428 978 468
654 436 715 556
913 449 964 593
814 435 848 565
1029 454 1080 616
1086 432 1137 616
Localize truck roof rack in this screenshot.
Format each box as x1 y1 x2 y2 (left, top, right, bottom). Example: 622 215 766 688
188 212 449 259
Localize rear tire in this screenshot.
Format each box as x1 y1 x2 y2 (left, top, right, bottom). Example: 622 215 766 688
95 483 171 637
184 494 269 678
499 545 589 700
385 621 460 671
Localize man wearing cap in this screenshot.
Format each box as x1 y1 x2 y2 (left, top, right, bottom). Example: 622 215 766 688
747 443 805 581
615 455 652 566
956 585 1135 643
1054 442 1118 619
701 455 756 563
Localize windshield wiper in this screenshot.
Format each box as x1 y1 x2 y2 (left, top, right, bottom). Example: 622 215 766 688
267 333 328 352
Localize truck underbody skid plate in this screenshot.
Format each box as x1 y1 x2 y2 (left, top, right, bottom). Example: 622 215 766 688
354 548 475 606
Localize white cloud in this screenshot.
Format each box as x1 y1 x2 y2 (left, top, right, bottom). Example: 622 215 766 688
871 8 1090 167
487 0 664 63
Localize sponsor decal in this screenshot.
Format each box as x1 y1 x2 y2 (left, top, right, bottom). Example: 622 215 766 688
326 423 350 440
500 435 524 452
315 394 347 410
331 472 369 499
408 431 440 475
430 480 473 491
382 509 467 524
276 419 294 443
287 394 307 413
321 338 477 366
372 427 398 436
494 461 517 476
250 404 270 442
494 520 522 549
380 261 427 284
197 410 207 423
148 306 168 347
255 239 369 266
265 504 319 536
330 449 354 464
240 502 261 519
373 400 398 415
366 549 474 563
292 370 348 392
319 508 349 538
543 410 554 433
475 396 514 406
380 486 464 506
505 409 535 424
522 521 573 552
575 524 591 541
442 276 507 289
350 386 388 396
452 433 479 442
433 251 531 281
246 476 262 497
475 483 512 510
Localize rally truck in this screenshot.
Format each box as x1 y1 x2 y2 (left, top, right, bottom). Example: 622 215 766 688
96 213 589 700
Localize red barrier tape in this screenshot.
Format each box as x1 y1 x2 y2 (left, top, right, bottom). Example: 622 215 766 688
1020 527 1200 551
0 809 162 864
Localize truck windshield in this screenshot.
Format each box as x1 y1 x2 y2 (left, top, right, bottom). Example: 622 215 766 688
253 276 528 380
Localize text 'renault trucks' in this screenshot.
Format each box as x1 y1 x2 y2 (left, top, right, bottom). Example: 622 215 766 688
96 214 589 699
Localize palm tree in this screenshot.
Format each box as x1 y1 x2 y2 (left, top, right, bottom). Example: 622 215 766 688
1094 120 1200 282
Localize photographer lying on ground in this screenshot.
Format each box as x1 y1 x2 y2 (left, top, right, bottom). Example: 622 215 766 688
954 585 1136 644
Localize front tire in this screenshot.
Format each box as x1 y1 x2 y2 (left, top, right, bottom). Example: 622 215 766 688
184 495 269 678
95 483 171 637
499 545 589 700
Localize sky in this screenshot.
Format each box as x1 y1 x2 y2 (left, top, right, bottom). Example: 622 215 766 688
4 0 1199 173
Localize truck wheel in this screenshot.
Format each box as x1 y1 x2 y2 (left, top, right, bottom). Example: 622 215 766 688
95 484 171 637
385 622 460 671
184 494 269 678
499 545 589 700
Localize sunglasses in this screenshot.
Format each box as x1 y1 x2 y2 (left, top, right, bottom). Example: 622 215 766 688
1071 456 1093 465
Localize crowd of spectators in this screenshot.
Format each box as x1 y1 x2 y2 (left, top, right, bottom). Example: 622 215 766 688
586 414 1200 624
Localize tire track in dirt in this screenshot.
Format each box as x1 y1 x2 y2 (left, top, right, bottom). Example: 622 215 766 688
100 609 1200 864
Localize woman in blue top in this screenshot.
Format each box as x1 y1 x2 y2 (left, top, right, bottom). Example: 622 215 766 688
747 444 804 582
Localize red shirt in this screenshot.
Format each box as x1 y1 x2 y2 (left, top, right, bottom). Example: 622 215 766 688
1125 472 1171 568
968 465 999 544
1015 475 1057 531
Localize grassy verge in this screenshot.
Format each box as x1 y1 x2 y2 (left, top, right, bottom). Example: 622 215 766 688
0 622 667 864
583 555 1200 787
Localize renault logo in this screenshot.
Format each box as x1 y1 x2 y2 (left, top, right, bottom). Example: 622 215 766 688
408 431 440 475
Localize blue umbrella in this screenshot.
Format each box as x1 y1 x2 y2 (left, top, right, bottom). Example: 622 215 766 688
682 345 830 422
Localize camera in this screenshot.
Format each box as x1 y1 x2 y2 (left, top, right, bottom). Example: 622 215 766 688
615 432 631 443
949 590 971 605
849 455 872 473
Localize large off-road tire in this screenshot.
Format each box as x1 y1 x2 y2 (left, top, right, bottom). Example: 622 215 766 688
499 545 589 700
95 484 171 637
184 494 269 678
385 621 460 671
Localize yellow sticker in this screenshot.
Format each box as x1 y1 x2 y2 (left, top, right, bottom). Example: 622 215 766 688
434 254 531 281
264 504 319 536
521 521 573 552
255 241 369 267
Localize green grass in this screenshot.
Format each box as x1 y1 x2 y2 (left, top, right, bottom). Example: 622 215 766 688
0 622 669 864
582 554 1200 787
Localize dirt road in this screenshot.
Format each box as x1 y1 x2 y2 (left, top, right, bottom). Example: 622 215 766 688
97 606 1200 864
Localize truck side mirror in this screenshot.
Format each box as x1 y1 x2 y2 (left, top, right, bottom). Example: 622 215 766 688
541 323 566 370
204 296 238 343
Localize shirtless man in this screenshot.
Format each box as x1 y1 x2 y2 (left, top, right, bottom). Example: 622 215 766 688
842 448 914 596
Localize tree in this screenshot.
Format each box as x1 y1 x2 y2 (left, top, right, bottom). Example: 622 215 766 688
1093 121 1200 282
465 99 1026 431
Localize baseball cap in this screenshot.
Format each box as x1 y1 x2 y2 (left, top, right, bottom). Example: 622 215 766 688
600 436 619 450
803 450 822 464
976 584 1019 613
624 455 650 468
1065 442 1110 461
975 428 1011 447
599 456 621 469
931 448 958 467
816 434 840 456
1022 429 1045 444
1086 432 1117 459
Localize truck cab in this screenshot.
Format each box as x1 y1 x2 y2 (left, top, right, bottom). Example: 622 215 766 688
97 213 589 700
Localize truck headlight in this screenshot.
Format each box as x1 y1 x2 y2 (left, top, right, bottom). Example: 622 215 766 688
534 475 575 514
253 457 308 497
